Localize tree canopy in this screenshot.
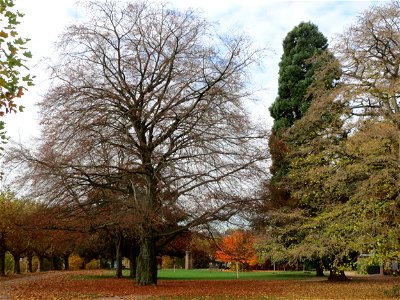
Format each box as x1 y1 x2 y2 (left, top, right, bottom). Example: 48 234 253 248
266 22 330 210
269 21 328 133
215 230 257 279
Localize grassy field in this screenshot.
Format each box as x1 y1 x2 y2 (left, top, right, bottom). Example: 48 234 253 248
70 269 317 281
156 269 316 280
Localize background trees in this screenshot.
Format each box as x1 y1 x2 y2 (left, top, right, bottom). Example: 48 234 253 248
9 0 267 285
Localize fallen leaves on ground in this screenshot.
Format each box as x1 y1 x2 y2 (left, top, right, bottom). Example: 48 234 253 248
1 270 399 299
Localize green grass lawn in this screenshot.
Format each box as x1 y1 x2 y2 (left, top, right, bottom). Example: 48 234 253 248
70 269 316 281
148 269 314 280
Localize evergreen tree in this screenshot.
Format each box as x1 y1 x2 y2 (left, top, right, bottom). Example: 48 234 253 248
267 22 329 208
269 22 328 133
256 24 337 278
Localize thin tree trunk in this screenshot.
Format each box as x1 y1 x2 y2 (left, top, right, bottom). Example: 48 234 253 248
136 236 157 285
129 243 137 279
81 260 86 270
27 254 33 273
236 261 239 279
37 255 44 272
380 262 384 276
0 245 6 276
13 253 21 274
316 260 324 277
115 234 123 278
63 254 70 270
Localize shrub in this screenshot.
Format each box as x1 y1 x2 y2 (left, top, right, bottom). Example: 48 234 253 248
86 259 100 270
366 264 380 274
69 253 84 270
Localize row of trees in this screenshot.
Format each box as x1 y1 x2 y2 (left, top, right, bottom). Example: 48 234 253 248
0 190 82 276
259 0 400 281
0 189 259 277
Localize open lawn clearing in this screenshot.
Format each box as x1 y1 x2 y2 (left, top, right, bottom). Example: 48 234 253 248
1 270 399 299
156 269 316 280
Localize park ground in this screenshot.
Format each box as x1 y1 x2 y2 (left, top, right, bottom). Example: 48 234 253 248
1 269 400 300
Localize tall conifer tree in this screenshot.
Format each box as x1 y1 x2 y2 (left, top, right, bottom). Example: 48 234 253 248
268 22 328 206
270 22 328 132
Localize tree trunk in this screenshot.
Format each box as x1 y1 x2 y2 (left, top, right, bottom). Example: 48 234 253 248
37 255 44 272
63 254 70 270
0 246 6 276
49 255 55 270
380 263 384 276
328 269 349 281
27 254 33 273
316 260 324 277
136 236 157 286
129 243 137 279
115 234 123 278
13 253 21 274
235 261 239 279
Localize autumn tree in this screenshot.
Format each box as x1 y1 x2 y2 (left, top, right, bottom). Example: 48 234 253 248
6 199 32 274
8 1 267 285
0 189 33 275
254 22 333 277
318 0 400 274
0 189 14 276
215 230 257 279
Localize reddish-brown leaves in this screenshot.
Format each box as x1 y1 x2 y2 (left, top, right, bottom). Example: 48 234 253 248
215 230 258 267
1 270 400 299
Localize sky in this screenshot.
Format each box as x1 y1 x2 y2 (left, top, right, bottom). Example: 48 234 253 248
5 0 384 145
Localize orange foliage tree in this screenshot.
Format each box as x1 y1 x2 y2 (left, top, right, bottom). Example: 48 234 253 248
215 230 257 278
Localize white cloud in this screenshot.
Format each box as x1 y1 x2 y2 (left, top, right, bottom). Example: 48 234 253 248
4 0 382 143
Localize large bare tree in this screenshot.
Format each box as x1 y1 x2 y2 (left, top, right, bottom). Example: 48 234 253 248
9 1 268 285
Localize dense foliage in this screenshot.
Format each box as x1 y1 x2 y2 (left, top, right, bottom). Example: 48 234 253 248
269 22 328 133
266 22 330 210
215 230 257 278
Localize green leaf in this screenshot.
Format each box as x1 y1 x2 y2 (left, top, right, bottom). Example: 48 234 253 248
22 51 32 58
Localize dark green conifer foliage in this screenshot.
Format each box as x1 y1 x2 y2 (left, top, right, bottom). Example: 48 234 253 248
269 22 328 133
